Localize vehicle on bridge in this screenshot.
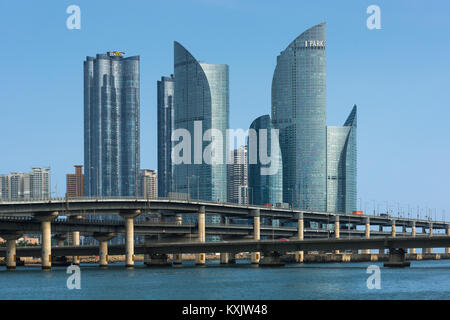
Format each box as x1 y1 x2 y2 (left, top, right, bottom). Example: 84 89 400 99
352 211 363 216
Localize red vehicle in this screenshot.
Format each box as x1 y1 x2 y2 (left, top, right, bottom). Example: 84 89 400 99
263 203 273 208
352 211 364 216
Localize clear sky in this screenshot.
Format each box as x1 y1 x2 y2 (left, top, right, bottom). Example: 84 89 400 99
1 0 449 220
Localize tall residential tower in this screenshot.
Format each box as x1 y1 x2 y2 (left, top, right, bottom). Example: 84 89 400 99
84 51 140 197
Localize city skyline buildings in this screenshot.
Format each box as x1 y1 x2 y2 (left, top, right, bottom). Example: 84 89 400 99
172 41 229 202
84 52 140 198
0 167 51 200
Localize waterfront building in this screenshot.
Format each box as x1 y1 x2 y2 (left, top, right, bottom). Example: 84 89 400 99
84 51 140 197
172 41 229 202
0 168 50 200
271 22 357 213
326 105 357 213
247 115 283 206
157 75 175 198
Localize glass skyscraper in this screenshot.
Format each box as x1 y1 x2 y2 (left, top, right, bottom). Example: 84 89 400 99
247 115 283 206
157 75 174 198
326 105 357 213
84 52 140 197
271 22 356 213
172 41 229 202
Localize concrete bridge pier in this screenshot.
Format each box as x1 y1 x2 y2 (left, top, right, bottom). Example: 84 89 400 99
195 206 206 266
35 211 59 270
384 248 410 268
410 222 416 254
53 234 66 247
260 251 285 267
295 212 304 263
428 224 433 254
362 217 370 254
220 252 229 264
1 232 23 270
446 225 450 254
93 232 115 268
333 216 340 254
174 214 183 265
120 210 141 268
391 220 396 238
250 209 260 264
69 215 83 265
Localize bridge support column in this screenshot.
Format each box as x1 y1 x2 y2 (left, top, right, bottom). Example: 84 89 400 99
250 209 260 264
94 232 115 268
333 216 340 254
220 252 229 264
120 210 141 268
410 222 416 254
428 224 433 254
1 232 22 270
195 206 206 266
391 220 396 238
260 251 285 267
446 225 450 254
174 214 183 265
35 212 58 270
384 248 410 268
362 217 370 254
53 234 66 247
294 213 304 263
70 215 82 265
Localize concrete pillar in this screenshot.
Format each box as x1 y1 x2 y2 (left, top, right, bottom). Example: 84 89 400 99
391 220 396 238
35 212 58 270
53 234 66 247
93 232 115 268
295 212 304 263
446 225 450 255
120 210 141 268
2 232 23 270
334 215 340 254
410 222 416 254
428 224 433 254
69 215 82 265
195 206 206 265
362 217 370 254
250 209 260 264
220 252 229 264
174 214 183 265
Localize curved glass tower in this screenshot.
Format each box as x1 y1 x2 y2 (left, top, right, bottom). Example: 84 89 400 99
173 42 229 202
84 52 140 197
272 22 327 211
247 115 283 206
326 105 357 213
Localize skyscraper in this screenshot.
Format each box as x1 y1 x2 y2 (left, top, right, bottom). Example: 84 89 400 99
326 106 357 213
247 115 283 206
157 75 174 198
66 165 84 198
227 145 248 204
271 22 356 213
172 42 229 202
84 51 140 197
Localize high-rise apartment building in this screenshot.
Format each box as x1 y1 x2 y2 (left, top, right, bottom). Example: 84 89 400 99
66 165 84 198
172 42 229 202
247 115 283 206
227 145 248 205
84 51 140 197
271 22 357 213
157 75 174 198
0 168 50 200
139 169 158 199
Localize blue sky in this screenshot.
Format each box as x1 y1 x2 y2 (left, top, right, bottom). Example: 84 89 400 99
0 0 449 220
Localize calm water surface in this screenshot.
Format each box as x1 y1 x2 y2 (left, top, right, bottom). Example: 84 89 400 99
1 260 449 299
